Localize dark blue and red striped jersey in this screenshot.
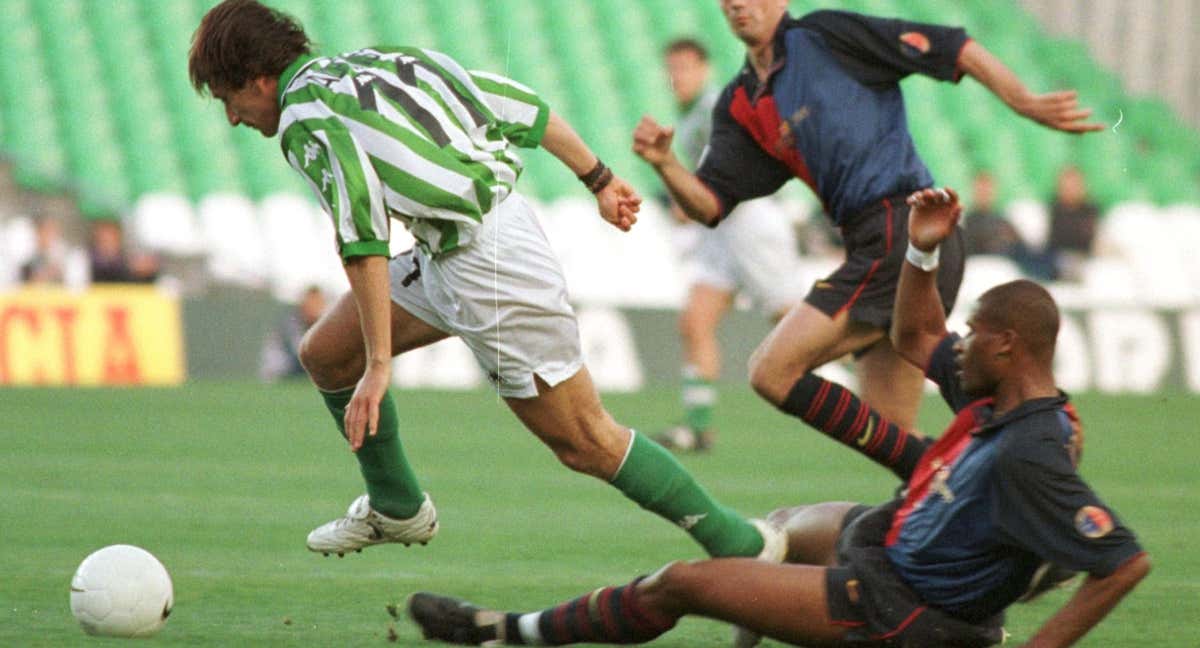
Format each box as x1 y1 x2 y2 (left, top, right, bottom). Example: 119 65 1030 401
696 10 969 225
883 335 1143 622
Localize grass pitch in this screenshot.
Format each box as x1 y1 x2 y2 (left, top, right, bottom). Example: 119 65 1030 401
1 382 1196 646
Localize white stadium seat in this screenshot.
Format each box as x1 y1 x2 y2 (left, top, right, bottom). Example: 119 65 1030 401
130 192 202 256
197 193 267 287
1005 199 1050 250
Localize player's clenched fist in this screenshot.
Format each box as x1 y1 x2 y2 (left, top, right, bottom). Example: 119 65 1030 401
906 187 962 251
632 116 675 167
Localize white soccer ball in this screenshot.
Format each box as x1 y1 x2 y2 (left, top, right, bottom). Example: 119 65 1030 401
69 544 173 638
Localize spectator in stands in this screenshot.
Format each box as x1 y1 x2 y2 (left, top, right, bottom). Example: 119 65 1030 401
89 220 160 284
260 285 328 382
1047 166 1099 281
963 170 1054 279
20 216 68 284
963 170 1018 255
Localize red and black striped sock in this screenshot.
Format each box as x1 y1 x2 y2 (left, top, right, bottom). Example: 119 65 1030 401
781 373 929 481
504 578 677 645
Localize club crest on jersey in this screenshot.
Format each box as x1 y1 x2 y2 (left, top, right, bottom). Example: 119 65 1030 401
899 32 931 55
1074 505 1114 539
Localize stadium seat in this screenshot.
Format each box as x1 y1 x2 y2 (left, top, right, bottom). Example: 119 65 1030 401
957 255 1024 307
1005 198 1051 250
196 193 268 287
130 193 204 257
0 0 1197 305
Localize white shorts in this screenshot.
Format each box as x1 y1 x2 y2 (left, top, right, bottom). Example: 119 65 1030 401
679 197 805 316
388 193 583 399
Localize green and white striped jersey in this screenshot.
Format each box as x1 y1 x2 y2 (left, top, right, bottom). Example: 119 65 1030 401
276 47 550 258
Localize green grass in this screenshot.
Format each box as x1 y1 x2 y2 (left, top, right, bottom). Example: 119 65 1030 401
1 383 1196 646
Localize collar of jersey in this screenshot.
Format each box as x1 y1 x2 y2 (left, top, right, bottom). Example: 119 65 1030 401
277 54 319 106
739 13 797 97
975 392 1070 435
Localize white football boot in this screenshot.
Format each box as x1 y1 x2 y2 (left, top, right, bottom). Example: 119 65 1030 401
307 493 438 556
732 519 789 648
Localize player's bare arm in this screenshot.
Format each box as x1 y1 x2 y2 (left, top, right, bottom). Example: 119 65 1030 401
342 254 393 452
958 40 1105 134
632 115 721 226
1022 553 1150 648
540 111 641 232
890 187 961 369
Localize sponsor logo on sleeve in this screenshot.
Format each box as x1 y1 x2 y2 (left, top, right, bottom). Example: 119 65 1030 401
1074 505 1114 539
899 32 931 55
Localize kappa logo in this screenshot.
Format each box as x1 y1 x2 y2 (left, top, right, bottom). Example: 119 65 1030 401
899 31 931 55
1074 505 1114 539
302 141 322 169
320 168 335 193
677 513 708 530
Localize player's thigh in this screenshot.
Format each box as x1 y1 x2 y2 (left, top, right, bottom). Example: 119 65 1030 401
768 502 860 566
299 289 448 385
749 303 884 400
855 338 925 430
648 559 850 647
503 368 629 477
679 283 735 338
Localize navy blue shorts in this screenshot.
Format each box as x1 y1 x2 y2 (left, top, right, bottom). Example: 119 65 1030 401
805 194 965 331
824 501 1004 647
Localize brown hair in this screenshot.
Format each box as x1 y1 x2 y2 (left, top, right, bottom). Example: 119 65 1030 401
189 0 311 95
664 38 709 61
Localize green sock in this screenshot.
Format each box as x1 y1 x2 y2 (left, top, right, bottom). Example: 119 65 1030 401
681 369 716 432
320 388 424 519
611 431 764 557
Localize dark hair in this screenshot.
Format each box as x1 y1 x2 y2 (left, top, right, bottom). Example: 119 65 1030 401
977 279 1060 359
664 38 709 61
189 0 311 95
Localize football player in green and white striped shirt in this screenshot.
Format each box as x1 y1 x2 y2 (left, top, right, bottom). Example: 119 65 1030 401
189 0 782 563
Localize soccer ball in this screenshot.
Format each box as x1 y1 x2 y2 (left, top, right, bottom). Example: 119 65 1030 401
69 544 173 637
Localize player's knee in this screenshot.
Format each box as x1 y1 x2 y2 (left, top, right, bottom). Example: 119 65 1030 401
677 309 705 346
767 505 802 528
642 560 700 603
748 354 789 405
297 330 323 376
298 330 356 386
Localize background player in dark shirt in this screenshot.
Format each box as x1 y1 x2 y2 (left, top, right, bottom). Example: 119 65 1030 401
633 1 1104 457
406 187 1148 648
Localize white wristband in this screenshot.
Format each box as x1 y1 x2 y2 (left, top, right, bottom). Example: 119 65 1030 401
905 242 940 272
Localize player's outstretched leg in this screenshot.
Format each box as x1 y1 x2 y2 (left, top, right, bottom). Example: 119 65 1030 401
406 558 846 646
407 576 676 646
506 369 784 559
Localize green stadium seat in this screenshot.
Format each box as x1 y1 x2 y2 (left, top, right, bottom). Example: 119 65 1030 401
0 0 1196 220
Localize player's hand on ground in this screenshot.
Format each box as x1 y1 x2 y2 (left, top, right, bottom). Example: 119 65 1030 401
632 116 675 166
596 175 641 232
1018 90 1105 133
344 363 391 452
906 187 962 251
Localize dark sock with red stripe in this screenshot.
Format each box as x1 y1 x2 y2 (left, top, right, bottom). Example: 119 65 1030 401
781 373 928 481
503 578 677 645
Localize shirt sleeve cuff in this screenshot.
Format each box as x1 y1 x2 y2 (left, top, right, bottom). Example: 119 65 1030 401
524 101 551 149
1089 545 1146 579
696 177 730 226
339 240 391 259
952 37 974 83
